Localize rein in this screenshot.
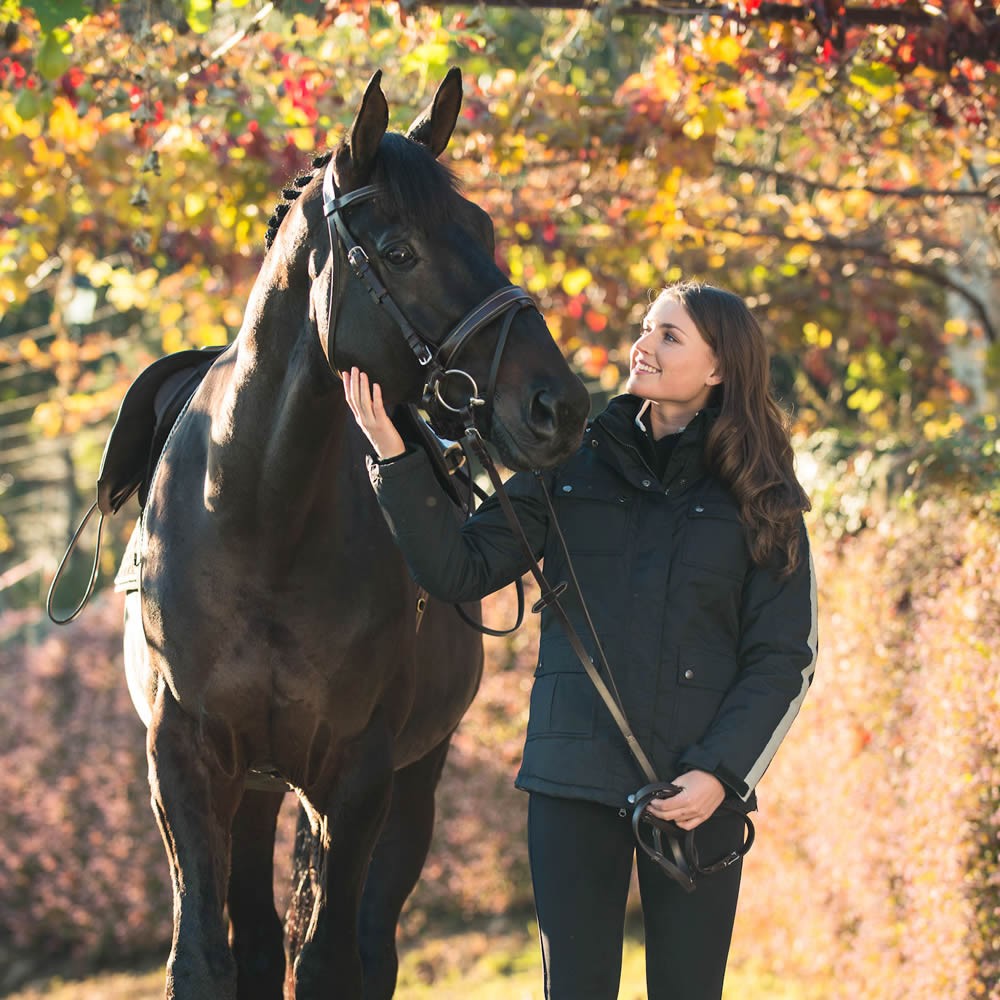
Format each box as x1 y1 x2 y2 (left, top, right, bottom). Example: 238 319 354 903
459 424 755 892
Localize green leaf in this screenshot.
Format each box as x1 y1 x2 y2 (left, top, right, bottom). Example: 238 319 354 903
848 61 899 97
29 0 89 32
15 86 42 120
35 28 73 81
185 0 213 34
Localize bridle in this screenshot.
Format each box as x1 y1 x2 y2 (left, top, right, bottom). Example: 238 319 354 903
322 160 536 432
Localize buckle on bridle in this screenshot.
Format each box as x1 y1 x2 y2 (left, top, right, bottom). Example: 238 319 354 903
347 245 370 279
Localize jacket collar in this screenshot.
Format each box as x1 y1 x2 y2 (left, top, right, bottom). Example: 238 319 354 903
589 394 717 493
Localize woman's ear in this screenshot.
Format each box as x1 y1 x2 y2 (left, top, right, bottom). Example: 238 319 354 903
706 367 723 386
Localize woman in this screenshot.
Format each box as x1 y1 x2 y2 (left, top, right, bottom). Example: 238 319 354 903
344 281 818 1000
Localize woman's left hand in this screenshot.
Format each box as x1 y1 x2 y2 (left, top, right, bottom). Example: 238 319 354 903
644 770 726 831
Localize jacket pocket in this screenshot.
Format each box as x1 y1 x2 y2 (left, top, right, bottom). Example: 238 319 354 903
666 645 740 751
526 671 598 740
552 480 631 554
679 501 748 581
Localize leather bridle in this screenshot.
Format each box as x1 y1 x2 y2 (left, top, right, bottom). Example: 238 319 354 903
322 160 536 431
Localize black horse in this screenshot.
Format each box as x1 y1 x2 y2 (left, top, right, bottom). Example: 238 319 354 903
120 69 589 999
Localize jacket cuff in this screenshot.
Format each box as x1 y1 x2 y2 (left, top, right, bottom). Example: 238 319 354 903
366 446 420 487
677 746 751 801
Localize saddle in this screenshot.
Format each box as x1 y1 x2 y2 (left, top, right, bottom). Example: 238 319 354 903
52 345 477 619
47 345 227 621
97 345 228 516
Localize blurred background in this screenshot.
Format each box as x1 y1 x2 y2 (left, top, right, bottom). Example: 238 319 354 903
1 0 997 997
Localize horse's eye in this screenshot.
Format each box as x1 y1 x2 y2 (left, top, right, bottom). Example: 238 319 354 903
384 245 414 267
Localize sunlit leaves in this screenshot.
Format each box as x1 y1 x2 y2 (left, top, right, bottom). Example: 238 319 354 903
184 0 214 35
34 26 71 80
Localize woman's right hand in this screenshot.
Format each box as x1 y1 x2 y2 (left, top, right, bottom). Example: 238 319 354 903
342 367 406 460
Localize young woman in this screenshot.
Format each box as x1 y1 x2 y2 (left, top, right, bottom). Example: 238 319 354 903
344 281 818 1000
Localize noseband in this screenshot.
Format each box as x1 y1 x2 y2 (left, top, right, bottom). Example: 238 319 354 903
322 161 536 429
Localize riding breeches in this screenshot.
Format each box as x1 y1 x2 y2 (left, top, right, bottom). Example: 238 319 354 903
527 792 744 1000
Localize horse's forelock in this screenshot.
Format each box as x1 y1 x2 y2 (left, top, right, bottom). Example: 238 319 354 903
372 132 460 232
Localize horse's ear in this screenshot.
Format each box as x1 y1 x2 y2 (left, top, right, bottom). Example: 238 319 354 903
343 70 389 180
405 67 463 158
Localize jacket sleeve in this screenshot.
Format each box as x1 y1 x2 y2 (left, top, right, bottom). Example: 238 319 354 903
678 520 818 802
368 447 550 603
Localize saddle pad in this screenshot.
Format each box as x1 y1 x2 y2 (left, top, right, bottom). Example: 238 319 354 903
96 345 228 515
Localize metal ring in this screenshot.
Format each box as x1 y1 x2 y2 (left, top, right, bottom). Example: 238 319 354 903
433 368 485 413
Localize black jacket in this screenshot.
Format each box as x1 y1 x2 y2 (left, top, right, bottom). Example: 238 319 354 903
370 395 818 810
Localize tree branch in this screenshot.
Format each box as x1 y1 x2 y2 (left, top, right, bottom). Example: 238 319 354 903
713 159 996 202
703 221 998 342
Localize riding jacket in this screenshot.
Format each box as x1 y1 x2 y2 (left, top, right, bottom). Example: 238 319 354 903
369 394 818 811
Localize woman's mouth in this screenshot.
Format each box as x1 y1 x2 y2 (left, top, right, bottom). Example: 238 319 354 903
632 359 660 375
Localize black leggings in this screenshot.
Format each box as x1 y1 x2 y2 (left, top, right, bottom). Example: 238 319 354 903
527 793 744 1000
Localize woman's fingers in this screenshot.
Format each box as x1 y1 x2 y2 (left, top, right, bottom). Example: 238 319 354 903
342 367 406 460
645 771 726 831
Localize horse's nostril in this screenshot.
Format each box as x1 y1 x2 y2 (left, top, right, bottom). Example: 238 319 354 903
529 388 559 439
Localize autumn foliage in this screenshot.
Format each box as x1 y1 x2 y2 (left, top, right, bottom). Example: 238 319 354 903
1 0 999 996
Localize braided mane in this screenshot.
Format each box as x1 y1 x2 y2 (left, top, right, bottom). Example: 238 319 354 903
264 151 333 252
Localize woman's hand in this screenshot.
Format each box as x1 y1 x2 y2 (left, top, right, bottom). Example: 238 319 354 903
342 367 406 460
644 770 726 831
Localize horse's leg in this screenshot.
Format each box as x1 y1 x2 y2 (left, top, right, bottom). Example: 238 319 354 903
358 737 452 1000
148 683 245 999
293 709 394 1000
228 787 287 1000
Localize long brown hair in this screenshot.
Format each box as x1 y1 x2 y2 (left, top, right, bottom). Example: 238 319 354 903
655 281 810 575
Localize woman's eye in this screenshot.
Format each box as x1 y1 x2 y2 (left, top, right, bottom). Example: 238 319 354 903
385 246 414 266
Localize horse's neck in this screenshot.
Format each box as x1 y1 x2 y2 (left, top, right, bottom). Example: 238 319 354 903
205 304 356 537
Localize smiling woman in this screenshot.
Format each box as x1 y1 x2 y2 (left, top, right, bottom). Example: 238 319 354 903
345 278 818 1000
627 294 723 438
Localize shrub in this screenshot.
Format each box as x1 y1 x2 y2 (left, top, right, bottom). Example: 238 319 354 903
0 597 171 990
2 482 997 998
731 490 999 999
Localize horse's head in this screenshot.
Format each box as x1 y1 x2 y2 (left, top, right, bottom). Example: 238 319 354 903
272 68 589 471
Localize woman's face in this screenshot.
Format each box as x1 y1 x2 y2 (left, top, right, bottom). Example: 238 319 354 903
625 297 721 411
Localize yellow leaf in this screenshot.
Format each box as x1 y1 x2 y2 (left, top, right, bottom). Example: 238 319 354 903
161 301 184 327
47 97 98 154
162 327 184 354
894 238 923 263
702 35 743 67
289 127 315 151
184 192 206 219
50 338 76 362
786 78 819 113
944 318 968 337
19 337 40 361
29 137 61 169
33 401 63 437
561 267 591 297
194 323 229 347
682 116 704 141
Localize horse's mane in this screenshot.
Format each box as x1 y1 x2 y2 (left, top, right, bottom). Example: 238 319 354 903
264 132 460 252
